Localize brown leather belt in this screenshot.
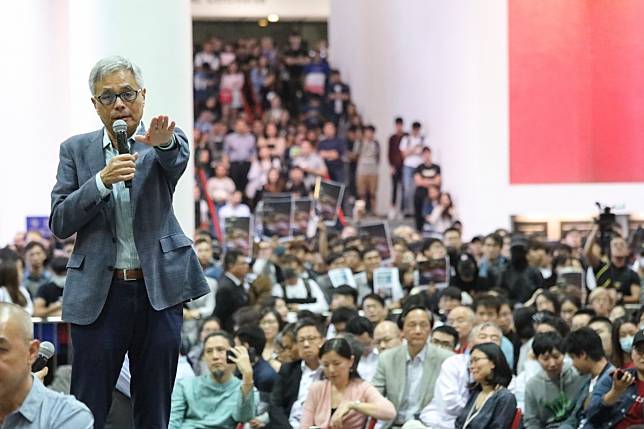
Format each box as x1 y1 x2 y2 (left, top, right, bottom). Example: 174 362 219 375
113 268 144 281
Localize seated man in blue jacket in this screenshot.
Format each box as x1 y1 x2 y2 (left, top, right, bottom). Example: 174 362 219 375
586 329 644 428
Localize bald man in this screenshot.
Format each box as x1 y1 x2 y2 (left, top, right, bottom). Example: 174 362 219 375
0 303 93 428
446 306 475 353
373 320 402 353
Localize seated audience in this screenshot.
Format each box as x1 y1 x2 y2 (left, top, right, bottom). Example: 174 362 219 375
346 316 379 382
373 320 402 353
0 303 93 427
585 329 644 428
588 316 614 364
454 343 517 429
300 338 396 428
411 322 505 429
524 332 588 429
361 293 389 326
430 324 460 352
0 249 32 315
33 256 67 317
611 316 637 369
372 304 453 428
269 319 325 429
234 325 277 393
258 307 285 372
561 327 614 429
446 305 476 353
169 331 256 428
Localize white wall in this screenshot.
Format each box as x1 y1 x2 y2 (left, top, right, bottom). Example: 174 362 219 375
0 0 195 246
329 0 644 239
191 0 329 20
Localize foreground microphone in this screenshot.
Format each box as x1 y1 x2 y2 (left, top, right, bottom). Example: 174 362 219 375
31 341 55 372
112 119 132 188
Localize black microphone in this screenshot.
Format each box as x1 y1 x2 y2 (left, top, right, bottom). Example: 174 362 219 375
112 119 132 188
31 341 55 372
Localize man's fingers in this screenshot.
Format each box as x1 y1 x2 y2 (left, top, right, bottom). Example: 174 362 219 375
168 121 176 132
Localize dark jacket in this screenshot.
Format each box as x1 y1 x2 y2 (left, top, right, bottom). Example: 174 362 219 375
454 387 517 429
584 367 642 429
213 274 248 333
559 362 613 429
268 360 303 429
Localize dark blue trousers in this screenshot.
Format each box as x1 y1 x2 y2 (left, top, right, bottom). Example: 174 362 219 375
70 278 182 429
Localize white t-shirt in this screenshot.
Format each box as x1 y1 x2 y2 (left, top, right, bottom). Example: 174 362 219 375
399 134 427 168
0 285 33 315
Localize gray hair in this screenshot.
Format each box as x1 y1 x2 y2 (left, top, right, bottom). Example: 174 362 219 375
88 56 144 94
0 302 33 342
468 322 502 343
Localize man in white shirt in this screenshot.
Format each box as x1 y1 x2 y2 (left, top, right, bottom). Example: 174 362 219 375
404 322 505 429
218 191 251 222
398 121 428 215
271 255 328 315
346 316 379 382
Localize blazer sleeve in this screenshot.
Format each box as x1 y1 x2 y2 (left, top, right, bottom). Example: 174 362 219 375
268 365 295 429
371 352 387 396
153 129 190 187
50 142 109 239
485 390 517 429
213 283 234 332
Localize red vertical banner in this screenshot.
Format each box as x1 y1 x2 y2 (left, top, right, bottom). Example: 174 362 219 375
509 0 644 184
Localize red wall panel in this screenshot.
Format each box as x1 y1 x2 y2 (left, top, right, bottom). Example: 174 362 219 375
509 0 644 183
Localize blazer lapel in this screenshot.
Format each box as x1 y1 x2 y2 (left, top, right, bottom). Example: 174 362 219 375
394 347 407 407
87 130 106 177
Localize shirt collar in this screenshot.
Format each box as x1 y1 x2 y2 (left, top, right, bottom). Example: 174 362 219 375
406 343 428 363
225 272 242 286
301 360 322 376
102 122 146 150
15 375 42 423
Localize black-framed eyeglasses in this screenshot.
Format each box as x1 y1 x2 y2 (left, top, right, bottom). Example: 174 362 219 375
95 89 142 106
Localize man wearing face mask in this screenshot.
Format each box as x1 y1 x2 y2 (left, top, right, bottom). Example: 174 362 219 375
33 256 68 318
271 256 328 314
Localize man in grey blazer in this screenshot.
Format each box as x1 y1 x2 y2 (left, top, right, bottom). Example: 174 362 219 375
49 56 209 429
372 304 453 428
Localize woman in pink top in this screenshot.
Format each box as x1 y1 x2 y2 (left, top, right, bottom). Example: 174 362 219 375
301 338 396 429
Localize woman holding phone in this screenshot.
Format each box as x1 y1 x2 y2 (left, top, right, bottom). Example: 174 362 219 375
300 338 395 429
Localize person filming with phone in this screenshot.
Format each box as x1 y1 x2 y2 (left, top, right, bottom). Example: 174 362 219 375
586 330 644 428
170 331 256 428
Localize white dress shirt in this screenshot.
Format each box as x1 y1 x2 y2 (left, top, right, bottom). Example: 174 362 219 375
288 362 323 427
397 345 428 424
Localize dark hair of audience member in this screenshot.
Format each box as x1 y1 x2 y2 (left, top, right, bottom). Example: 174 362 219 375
346 316 374 338
0 251 26 307
563 327 605 361
259 306 285 332
203 330 234 348
439 286 462 302
295 317 325 337
200 316 222 333
611 316 637 368
331 307 360 325
535 290 561 314
536 314 570 337
468 343 513 389
432 324 460 349
532 331 564 357
473 294 501 313
362 293 386 309
319 337 361 379
333 285 358 306
397 303 434 330
232 306 260 331
574 308 597 318
514 306 537 341
223 249 244 271
235 325 267 355
484 233 503 248
561 295 582 312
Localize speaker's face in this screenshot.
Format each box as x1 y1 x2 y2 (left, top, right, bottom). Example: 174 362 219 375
92 69 145 139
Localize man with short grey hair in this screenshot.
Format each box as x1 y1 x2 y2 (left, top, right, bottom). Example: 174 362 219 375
50 55 210 429
0 303 93 428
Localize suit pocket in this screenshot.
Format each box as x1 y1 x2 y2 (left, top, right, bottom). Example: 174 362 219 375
66 253 85 269
159 233 193 253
